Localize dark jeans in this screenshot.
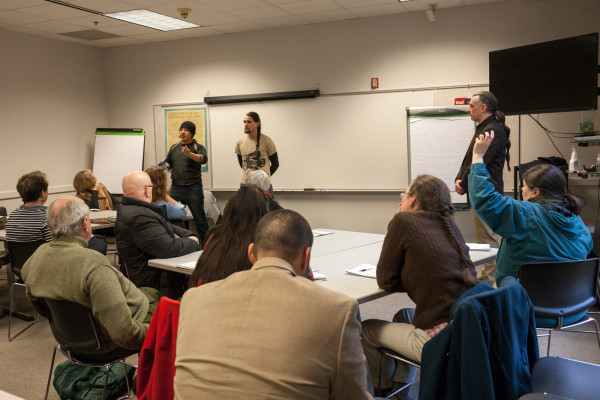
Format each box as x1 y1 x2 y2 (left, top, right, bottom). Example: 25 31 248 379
170 183 208 240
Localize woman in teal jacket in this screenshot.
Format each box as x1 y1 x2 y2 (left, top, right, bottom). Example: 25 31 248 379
468 131 592 325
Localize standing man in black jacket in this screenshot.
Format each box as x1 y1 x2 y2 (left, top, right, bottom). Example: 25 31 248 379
165 121 209 241
115 170 200 299
455 91 510 284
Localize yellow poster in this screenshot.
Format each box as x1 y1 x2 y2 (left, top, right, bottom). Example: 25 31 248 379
165 108 207 172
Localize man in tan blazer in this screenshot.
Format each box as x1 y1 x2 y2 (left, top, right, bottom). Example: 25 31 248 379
175 210 372 400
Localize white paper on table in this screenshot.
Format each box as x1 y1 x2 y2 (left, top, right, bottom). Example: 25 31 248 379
313 271 328 281
179 261 197 270
466 243 491 251
312 230 334 237
345 264 377 278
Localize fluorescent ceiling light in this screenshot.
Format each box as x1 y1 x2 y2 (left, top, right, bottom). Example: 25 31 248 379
104 9 200 31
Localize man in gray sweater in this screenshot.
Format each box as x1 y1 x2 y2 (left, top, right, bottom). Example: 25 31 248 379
22 196 159 357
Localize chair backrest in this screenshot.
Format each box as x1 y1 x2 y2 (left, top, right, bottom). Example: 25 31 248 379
0 206 7 217
518 258 599 318
592 219 600 257
7 240 46 278
42 298 106 353
419 278 539 400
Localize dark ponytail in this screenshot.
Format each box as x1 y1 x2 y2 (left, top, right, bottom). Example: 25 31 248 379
475 91 511 171
523 164 583 215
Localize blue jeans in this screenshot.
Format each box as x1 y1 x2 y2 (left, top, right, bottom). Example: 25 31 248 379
170 183 208 240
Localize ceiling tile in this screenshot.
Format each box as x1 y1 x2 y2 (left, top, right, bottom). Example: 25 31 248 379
168 25 222 38
195 11 245 26
213 20 265 33
401 0 464 12
145 1 217 20
93 35 148 46
101 22 157 35
0 0 46 9
229 5 291 20
130 30 185 42
122 0 196 7
333 0 397 7
278 0 342 14
16 4 90 19
25 20 82 34
301 9 357 24
196 0 269 12
67 0 134 13
43 32 92 44
254 15 310 29
62 14 129 30
462 0 504 4
1 24 46 35
349 3 411 18
263 0 302 4
0 9 47 25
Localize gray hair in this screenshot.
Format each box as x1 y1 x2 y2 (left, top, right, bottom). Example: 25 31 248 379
47 196 90 236
246 170 270 192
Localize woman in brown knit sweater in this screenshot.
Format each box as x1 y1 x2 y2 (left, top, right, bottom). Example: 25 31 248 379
361 175 479 395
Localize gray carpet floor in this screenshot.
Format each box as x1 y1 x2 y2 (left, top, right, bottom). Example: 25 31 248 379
1 264 599 399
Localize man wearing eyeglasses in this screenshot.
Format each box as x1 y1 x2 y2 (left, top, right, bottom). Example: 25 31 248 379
115 170 200 299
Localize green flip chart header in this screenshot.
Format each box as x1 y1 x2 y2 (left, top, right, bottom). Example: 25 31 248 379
95 128 145 135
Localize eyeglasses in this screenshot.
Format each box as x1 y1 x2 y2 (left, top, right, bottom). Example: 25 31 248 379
145 185 154 188
400 191 410 202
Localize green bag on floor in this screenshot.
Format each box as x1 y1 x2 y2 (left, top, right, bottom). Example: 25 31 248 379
53 360 135 400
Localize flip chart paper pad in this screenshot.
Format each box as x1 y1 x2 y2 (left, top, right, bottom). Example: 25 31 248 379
407 107 473 203
93 129 145 194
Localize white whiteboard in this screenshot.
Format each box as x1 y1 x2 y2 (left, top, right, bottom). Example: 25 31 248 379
93 131 145 194
206 91 434 190
407 107 474 203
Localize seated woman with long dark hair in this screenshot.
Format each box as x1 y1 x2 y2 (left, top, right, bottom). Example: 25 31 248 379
188 184 268 287
469 131 593 325
361 175 479 395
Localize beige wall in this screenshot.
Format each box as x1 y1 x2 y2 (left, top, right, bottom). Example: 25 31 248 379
1 0 599 232
0 30 107 211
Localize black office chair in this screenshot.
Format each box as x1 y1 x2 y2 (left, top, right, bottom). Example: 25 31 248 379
519 357 600 400
376 307 421 399
376 348 421 399
6 239 46 341
42 298 137 400
590 218 600 304
0 206 9 271
518 259 600 356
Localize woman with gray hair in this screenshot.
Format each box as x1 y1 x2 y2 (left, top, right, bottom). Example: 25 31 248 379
246 170 283 211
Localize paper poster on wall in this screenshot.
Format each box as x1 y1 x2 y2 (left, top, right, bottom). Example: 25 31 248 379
164 108 208 173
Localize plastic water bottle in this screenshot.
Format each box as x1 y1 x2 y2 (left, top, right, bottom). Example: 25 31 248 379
568 147 580 173
596 154 600 173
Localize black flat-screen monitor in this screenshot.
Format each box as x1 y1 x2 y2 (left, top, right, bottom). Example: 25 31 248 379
489 33 598 115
